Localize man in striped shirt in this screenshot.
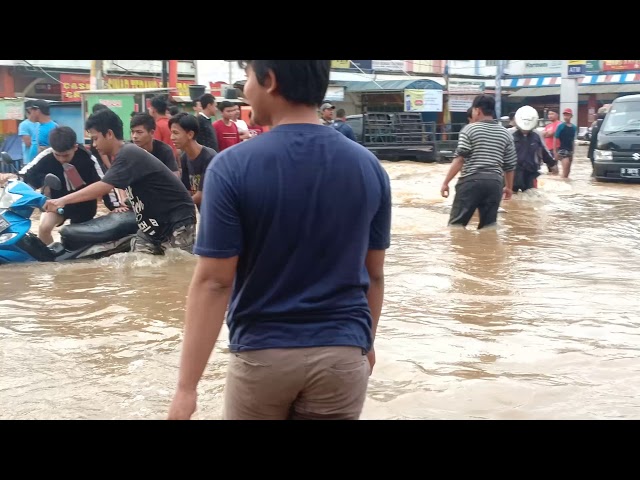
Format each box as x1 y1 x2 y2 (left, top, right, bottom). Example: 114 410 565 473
440 95 517 229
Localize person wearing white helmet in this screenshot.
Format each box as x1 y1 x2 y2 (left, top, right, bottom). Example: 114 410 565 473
511 106 556 192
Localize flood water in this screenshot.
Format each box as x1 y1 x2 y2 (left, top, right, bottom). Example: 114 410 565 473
2 144 640 420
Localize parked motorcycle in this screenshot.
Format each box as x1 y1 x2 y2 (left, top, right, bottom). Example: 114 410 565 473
0 152 138 264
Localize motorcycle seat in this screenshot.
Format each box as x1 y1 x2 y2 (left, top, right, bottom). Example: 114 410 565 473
59 211 139 251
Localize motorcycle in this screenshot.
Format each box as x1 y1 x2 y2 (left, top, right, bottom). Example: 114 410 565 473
0 152 138 264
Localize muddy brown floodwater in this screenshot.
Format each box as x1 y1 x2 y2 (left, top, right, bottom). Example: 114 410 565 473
1 144 640 419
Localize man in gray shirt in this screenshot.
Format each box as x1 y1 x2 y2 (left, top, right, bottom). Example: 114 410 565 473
440 95 517 229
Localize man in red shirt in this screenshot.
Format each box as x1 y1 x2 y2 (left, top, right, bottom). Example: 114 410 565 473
212 101 241 151
541 110 560 174
247 110 264 138
148 95 179 160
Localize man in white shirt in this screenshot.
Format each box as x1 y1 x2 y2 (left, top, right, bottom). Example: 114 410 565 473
233 105 251 140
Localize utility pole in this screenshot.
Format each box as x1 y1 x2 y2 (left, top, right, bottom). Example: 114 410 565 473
169 60 178 92
162 60 168 88
495 60 504 120
90 60 105 90
443 60 450 139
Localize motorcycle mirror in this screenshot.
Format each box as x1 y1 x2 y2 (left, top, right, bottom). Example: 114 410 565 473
0 151 13 165
44 173 62 191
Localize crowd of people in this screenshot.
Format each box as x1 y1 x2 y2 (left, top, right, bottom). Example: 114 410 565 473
440 95 582 230
0 61 391 421
3 61 591 420
1 92 274 254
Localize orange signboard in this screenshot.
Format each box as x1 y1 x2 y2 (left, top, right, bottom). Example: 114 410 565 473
60 73 195 101
602 60 640 71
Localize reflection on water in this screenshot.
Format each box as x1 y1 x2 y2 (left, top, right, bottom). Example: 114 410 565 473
2 144 640 419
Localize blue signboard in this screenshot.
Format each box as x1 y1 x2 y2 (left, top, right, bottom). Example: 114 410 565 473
567 60 586 77
352 60 372 71
568 64 585 76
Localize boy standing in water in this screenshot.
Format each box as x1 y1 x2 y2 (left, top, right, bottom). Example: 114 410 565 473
554 108 578 179
169 112 217 210
168 60 391 420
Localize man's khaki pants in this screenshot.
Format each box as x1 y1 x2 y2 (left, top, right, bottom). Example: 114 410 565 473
223 346 370 420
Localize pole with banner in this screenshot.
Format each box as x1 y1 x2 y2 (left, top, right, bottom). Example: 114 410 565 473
561 60 584 128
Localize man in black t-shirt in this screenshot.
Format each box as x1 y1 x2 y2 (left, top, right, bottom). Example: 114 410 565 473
130 113 180 178
169 112 217 210
20 126 111 245
44 109 196 255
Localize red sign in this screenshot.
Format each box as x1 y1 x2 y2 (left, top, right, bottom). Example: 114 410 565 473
602 60 640 72
209 81 228 97
60 74 92 101
60 73 195 101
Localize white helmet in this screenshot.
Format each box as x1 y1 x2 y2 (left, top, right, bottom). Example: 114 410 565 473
514 105 539 132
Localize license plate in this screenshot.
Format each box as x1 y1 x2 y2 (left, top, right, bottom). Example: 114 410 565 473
0 214 9 234
621 168 640 176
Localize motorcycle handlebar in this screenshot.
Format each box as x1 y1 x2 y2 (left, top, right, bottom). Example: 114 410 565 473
38 204 65 216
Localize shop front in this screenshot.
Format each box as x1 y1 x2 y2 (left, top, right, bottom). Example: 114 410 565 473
506 71 640 126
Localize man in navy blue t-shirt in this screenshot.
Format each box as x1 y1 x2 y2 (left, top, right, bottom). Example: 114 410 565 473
168 60 392 420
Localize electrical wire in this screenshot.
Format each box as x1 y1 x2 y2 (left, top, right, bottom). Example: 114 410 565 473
111 61 140 77
21 60 63 83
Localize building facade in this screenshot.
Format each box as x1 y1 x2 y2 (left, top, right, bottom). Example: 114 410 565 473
500 60 640 127
0 60 197 135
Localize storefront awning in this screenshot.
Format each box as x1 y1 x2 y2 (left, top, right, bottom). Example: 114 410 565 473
578 83 640 94
504 76 561 88
509 87 560 97
505 72 640 88
333 79 443 93
509 83 640 98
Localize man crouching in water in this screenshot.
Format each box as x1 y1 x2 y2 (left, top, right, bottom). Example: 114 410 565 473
44 108 197 255
20 126 119 245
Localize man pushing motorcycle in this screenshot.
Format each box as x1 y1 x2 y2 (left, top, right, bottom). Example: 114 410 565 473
19 126 120 246
43 108 197 255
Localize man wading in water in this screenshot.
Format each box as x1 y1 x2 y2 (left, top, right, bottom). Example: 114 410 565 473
440 94 517 229
168 60 392 420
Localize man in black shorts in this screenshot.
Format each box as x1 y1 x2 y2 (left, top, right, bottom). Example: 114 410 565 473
19 126 114 245
554 108 578 178
44 109 197 255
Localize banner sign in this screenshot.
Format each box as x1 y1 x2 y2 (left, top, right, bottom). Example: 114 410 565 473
60 74 195 101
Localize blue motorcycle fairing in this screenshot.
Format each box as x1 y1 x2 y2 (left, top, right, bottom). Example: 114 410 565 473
0 181 46 264
0 210 35 263
3 180 47 218
0 248 33 263
0 210 31 243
